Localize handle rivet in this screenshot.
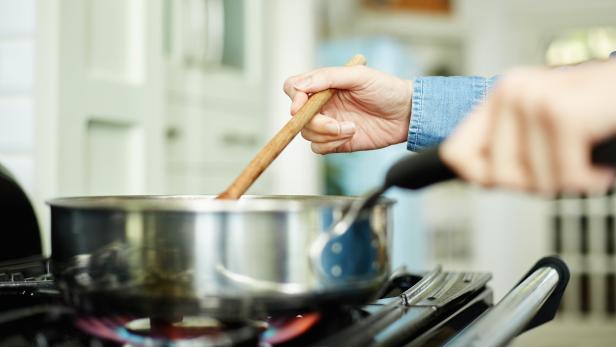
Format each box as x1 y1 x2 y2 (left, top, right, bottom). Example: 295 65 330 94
331 242 343 254
331 265 342 277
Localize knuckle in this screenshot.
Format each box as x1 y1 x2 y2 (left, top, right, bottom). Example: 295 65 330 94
310 142 323 154
535 93 559 120
466 169 490 187
283 78 295 94
445 151 480 184
300 129 310 140
519 95 545 123
542 187 558 198
499 176 527 191
504 66 541 79
332 141 350 153
495 77 520 98
497 67 542 98
597 180 614 194
311 142 331 155
561 174 588 193
317 70 334 89
534 183 556 197
455 168 475 184
311 68 327 78
534 94 551 114
304 120 321 132
441 142 462 165
350 65 367 74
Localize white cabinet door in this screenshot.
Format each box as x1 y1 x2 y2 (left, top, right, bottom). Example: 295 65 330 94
163 0 268 195
37 0 164 197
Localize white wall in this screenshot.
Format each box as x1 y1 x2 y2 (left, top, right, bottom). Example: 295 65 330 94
460 0 616 75
0 0 36 194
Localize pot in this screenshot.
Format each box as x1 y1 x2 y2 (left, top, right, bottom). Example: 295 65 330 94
48 195 394 319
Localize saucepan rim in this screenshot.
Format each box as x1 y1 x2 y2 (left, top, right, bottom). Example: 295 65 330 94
47 194 396 212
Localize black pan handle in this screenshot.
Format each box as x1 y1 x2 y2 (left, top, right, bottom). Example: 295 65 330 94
592 136 616 166
386 136 616 191
384 147 455 190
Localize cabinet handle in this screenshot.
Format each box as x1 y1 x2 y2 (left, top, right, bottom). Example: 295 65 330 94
204 0 225 66
220 133 258 147
180 0 225 68
166 127 182 140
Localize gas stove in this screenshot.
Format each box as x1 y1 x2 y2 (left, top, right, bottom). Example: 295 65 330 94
0 255 567 347
0 163 570 346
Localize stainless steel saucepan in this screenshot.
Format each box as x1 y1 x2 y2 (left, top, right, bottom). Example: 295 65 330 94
49 194 394 320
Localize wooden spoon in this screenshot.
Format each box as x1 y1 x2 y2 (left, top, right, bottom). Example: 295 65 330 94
217 54 367 200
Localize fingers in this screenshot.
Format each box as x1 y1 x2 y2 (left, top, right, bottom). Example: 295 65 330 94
283 66 370 114
290 93 308 115
441 102 491 185
311 138 352 154
283 76 309 115
450 67 615 196
299 113 356 154
301 113 354 136
589 167 616 194
301 123 356 143
486 90 529 191
283 75 301 99
446 69 559 194
552 119 613 194
524 106 557 196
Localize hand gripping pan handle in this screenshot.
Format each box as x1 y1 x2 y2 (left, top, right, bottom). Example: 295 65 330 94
385 136 616 191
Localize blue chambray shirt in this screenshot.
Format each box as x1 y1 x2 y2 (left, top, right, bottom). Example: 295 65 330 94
407 76 498 151
409 51 616 151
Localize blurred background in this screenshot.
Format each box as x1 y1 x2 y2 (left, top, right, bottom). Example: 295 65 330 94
1 0 616 345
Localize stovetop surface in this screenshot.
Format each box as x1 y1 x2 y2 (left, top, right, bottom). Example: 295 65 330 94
0 257 493 347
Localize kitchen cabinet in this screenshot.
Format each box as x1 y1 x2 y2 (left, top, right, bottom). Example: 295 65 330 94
31 0 319 252
36 0 165 197
166 103 261 166
163 0 268 194
35 0 166 253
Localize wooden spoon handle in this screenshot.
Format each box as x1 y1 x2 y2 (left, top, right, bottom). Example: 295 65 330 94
217 54 367 200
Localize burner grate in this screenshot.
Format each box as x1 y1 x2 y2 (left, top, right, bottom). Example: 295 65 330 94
0 259 500 347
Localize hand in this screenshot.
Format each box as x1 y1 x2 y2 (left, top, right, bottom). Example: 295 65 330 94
283 66 412 154
441 61 616 195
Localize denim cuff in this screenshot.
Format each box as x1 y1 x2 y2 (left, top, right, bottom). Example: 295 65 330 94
407 76 498 152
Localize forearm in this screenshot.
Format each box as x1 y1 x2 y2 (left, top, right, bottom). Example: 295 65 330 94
407 76 498 151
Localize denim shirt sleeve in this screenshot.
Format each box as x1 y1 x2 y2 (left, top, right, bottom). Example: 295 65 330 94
407 76 498 151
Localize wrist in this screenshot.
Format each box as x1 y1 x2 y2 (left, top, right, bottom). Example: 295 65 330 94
393 79 414 145
407 79 413 118
404 78 414 132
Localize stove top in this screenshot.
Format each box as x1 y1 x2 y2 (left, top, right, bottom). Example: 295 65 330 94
0 256 567 347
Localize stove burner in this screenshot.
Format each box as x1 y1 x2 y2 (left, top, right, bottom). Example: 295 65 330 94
75 313 323 346
75 315 262 346
263 313 321 345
